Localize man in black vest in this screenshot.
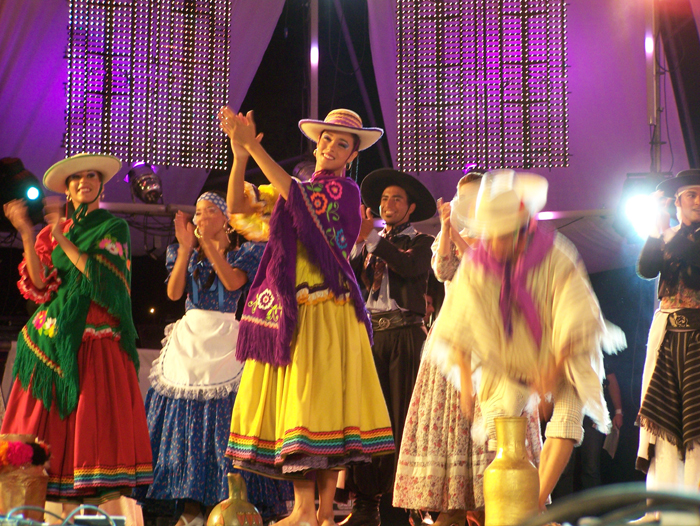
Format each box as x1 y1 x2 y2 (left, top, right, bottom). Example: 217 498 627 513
343 169 436 526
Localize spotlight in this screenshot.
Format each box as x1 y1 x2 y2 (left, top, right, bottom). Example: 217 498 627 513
613 172 669 241
292 160 316 181
126 162 162 203
0 157 45 227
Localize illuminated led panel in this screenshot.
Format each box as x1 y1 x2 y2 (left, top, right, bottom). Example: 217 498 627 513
396 0 568 171
66 0 230 169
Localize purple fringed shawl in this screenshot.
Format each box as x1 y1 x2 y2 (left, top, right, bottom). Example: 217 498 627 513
470 227 554 347
236 170 372 366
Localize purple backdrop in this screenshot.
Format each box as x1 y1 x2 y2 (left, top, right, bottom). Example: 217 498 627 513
0 0 696 269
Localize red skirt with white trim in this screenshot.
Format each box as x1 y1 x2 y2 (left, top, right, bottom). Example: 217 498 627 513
1 303 153 501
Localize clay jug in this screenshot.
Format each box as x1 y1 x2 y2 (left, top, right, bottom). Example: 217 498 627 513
206 473 262 526
483 417 539 526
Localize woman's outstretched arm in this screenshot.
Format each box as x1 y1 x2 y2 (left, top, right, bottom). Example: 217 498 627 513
222 110 293 200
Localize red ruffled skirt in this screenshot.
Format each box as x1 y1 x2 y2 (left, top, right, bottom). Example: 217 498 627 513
1 303 153 501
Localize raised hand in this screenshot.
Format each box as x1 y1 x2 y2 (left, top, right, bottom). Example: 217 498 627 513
219 107 263 156
437 197 452 240
3 199 33 236
43 196 65 237
438 197 451 226
650 190 672 235
357 205 375 243
174 210 195 250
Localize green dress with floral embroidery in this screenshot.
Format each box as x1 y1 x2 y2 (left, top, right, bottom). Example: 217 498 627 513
14 209 139 418
2 208 153 499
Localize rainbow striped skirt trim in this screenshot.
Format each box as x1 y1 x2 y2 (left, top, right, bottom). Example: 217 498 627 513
48 463 154 497
227 425 394 464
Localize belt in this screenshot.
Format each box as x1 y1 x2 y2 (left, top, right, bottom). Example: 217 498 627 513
371 310 424 332
667 309 700 331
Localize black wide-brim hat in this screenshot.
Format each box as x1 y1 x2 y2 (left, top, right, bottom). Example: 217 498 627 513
0 157 36 182
657 169 700 198
361 168 437 222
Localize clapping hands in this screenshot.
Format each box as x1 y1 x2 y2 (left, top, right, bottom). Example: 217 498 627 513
174 210 195 250
218 107 263 156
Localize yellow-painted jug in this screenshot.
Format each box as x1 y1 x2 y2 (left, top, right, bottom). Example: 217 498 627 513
483 417 539 526
206 473 262 526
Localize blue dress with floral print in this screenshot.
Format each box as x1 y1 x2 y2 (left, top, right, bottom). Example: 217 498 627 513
135 241 292 519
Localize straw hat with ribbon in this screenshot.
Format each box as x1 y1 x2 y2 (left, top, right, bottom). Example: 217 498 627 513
299 109 383 151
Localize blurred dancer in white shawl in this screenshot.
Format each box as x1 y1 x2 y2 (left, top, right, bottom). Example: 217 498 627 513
432 169 622 509
394 173 542 526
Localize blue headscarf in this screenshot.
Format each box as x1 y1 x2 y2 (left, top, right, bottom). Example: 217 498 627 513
193 191 230 225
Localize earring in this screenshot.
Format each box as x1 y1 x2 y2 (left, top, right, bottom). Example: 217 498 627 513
313 149 317 155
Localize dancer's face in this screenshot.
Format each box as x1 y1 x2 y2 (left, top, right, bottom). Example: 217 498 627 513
486 225 527 263
66 170 102 205
194 199 227 236
379 185 416 228
315 130 359 176
676 188 700 226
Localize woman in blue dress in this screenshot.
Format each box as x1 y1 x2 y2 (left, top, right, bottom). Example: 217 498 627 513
137 191 291 525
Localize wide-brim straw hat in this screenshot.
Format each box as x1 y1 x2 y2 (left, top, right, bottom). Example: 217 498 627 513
299 109 384 151
657 169 700 198
361 168 437 222
44 153 122 193
453 169 548 239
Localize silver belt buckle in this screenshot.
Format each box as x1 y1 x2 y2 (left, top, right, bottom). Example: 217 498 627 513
670 313 688 328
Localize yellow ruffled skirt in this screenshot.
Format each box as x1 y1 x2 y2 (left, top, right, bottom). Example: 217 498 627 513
226 245 394 478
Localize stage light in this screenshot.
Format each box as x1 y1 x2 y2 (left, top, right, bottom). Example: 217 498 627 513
613 172 668 241
625 194 656 239
0 158 46 227
645 35 654 55
396 0 568 171
292 160 316 181
26 186 40 201
126 162 162 204
66 0 230 170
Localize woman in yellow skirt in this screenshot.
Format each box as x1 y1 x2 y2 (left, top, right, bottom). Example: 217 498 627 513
218 107 395 526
